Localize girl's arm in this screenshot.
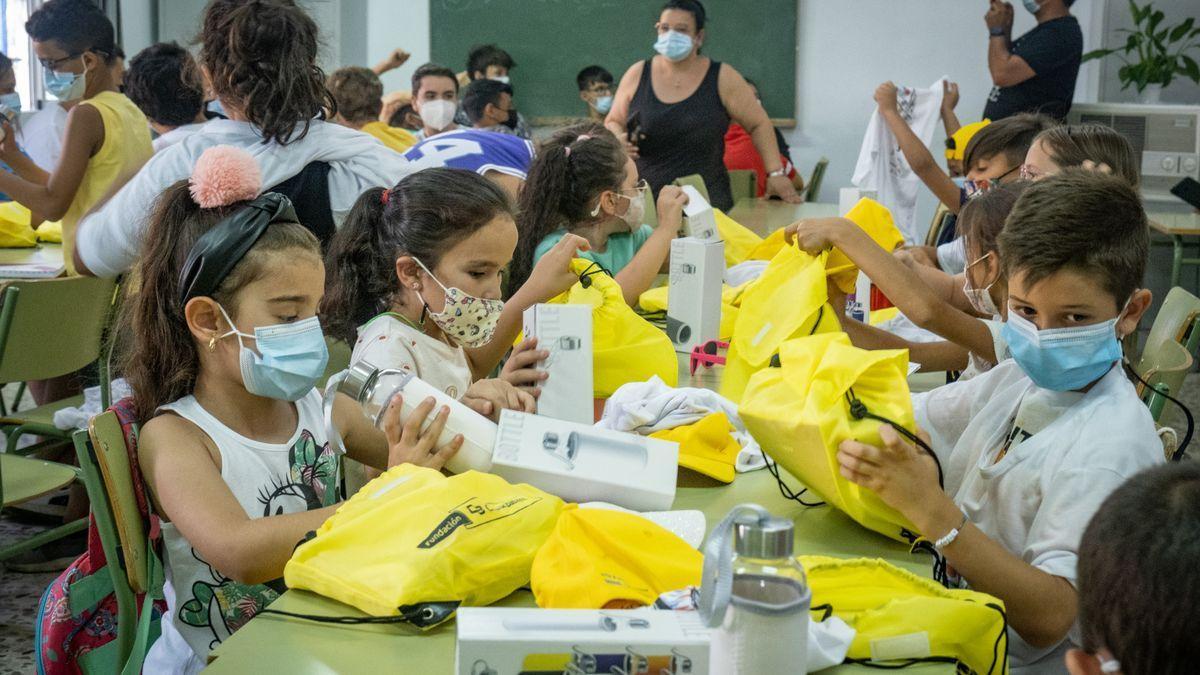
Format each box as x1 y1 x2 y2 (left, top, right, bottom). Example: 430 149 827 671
334 391 462 471
873 83 963 214
788 217 998 363
140 415 338 585
940 81 961 138
840 317 970 372
465 234 590 378
613 186 686 306
0 105 104 221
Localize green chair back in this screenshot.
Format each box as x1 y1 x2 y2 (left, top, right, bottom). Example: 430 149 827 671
1135 287 1200 421
673 174 710 203
728 170 757 203
0 276 116 383
805 157 829 203
88 411 148 593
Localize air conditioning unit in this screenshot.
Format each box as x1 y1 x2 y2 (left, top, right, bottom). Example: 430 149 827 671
1066 103 1200 203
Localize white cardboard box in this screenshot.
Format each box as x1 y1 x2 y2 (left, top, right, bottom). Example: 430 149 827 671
679 185 720 242
456 607 711 675
491 410 678 511
523 304 594 425
667 237 725 353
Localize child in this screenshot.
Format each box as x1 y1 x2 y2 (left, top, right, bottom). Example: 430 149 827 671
457 44 531 139
0 0 152 272
410 62 460 141
787 182 1028 373
577 65 614 122
124 42 209 153
509 123 687 307
462 78 517 134
1069 463 1200 675
1021 123 1138 186
403 127 534 202
129 147 459 672
838 170 1164 672
323 167 587 414
327 65 417 153
74 0 409 278
723 78 803 198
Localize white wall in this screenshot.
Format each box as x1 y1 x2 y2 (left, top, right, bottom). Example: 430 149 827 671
790 0 1102 233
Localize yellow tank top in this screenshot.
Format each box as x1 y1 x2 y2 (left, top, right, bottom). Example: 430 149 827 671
360 121 417 153
63 90 152 273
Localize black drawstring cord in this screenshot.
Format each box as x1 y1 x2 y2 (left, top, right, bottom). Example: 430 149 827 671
762 451 826 507
1123 359 1194 461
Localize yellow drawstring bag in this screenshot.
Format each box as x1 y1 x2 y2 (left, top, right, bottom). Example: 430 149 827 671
744 198 905 294
542 259 677 396
637 282 751 340
0 202 37 248
530 504 702 609
801 556 1009 674
284 465 563 628
739 332 922 541
713 208 763 266
36 219 62 243
720 246 840 403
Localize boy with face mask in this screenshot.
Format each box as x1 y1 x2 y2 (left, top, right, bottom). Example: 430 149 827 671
0 0 151 273
577 65 614 122
837 170 1163 674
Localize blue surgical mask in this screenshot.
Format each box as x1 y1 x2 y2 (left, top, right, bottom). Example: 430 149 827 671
594 95 614 114
44 65 86 101
654 30 694 61
951 176 966 189
0 93 21 112
1000 309 1124 391
218 305 329 401
1022 0 1042 14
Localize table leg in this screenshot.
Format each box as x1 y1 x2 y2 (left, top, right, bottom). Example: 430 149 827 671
1172 235 1184 288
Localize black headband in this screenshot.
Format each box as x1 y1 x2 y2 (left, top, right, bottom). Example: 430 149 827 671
177 192 297 304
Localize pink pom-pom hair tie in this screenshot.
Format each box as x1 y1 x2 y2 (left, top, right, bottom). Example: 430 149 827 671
189 145 263 209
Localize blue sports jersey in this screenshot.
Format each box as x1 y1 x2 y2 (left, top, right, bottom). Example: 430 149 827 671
403 128 535 180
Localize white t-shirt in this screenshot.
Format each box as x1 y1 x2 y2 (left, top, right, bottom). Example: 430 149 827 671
75 118 413 278
936 237 967 275
351 313 472 400
144 389 340 673
913 360 1163 671
151 122 207 153
18 104 69 172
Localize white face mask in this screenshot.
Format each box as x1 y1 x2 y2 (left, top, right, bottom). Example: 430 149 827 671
489 75 510 85
0 92 21 111
963 252 1000 318
418 99 457 131
590 183 648 230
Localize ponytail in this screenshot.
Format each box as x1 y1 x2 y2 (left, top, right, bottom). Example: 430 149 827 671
322 187 392 343
323 169 513 344
509 122 626 296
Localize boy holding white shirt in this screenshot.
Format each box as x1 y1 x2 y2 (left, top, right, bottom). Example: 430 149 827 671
838 170 1164 673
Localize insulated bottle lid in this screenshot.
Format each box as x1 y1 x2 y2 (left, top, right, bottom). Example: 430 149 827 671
338 359 381 402
734 516 794 560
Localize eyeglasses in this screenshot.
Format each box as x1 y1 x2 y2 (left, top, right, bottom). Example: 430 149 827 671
39 53 82 71
621 179 650 196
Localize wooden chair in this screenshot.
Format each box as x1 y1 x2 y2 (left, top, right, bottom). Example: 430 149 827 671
728 170 756 203
805 157 829 203
73 412 163 674
673 174 710 203
924 203 953 247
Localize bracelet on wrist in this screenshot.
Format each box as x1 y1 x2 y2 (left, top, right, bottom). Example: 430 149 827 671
933 511 969 551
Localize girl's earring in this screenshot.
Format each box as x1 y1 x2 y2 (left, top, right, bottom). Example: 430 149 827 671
208 334 218 352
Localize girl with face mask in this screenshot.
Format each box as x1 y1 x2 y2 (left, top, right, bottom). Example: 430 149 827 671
323 168 587 417
0 0 152 273
509 122 688 308
127 146 458 673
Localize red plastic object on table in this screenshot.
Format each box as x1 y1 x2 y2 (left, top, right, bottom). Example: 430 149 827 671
689 339 729 375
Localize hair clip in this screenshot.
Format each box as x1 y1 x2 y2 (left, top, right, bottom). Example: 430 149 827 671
381 189 391 205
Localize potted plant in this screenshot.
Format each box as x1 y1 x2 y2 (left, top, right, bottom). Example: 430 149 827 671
1083 1 1200 103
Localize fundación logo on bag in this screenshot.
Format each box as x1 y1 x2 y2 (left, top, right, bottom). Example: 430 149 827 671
418 495 545 549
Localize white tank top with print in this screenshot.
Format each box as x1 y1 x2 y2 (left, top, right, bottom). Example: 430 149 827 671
144 389 341 671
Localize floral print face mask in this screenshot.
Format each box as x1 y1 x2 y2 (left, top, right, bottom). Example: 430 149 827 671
413 257 504 348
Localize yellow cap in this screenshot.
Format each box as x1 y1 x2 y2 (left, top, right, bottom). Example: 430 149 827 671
530 504 702 609
651 412 741 483
946 119 991 161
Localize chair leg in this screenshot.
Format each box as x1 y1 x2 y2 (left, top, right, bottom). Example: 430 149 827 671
0 516 88 562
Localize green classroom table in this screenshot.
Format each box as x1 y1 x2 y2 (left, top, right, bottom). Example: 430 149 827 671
1148 211 1200 288
727 198 840 237
0 242 64 271
204 355 954 674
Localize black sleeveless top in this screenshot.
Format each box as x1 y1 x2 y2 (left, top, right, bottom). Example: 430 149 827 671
629 58 732 210
266 161 335 246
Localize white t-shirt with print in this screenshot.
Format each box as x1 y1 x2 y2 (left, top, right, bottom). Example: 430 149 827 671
351 313 472 400
76 118 413 278
913 360 1163 672
143 389 341 674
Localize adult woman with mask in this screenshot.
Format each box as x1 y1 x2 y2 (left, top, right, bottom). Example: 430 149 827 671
605 0 800 210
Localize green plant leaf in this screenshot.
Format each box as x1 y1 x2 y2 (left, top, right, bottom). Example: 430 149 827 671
1183 54 1200 81
1131 0 1148 25
1083 48 1115 62
1170 18 1195 42
1150 10 1166 34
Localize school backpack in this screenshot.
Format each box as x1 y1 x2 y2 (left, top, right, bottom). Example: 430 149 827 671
35 397 165 675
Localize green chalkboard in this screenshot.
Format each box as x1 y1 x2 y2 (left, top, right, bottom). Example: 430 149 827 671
430 0 797 125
